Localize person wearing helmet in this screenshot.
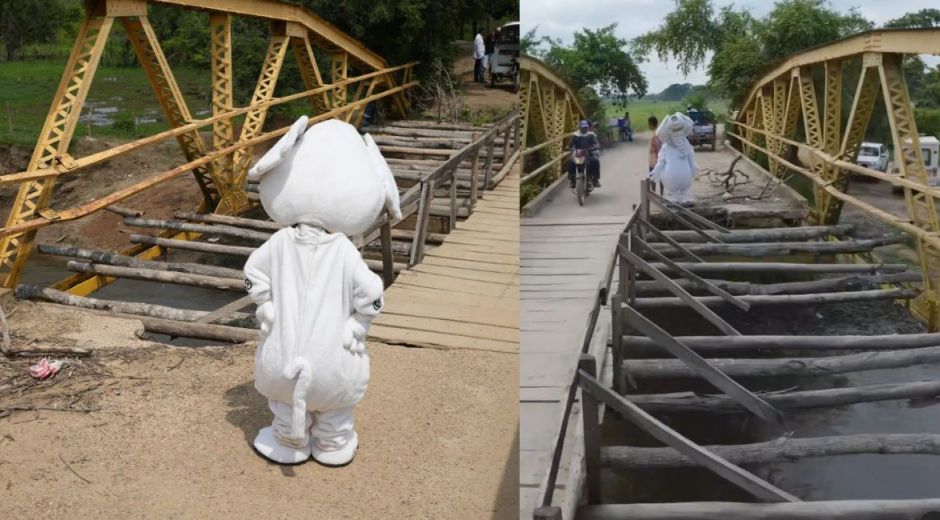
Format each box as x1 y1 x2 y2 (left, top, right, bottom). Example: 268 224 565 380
568 120 601 189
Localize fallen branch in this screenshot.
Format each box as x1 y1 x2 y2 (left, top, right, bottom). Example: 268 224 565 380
123 217 271 242
59 453 91 484
66 262 244 293
579 500 940 520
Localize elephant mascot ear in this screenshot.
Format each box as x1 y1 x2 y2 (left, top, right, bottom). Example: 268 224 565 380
247 115 309 182
363 133 403 220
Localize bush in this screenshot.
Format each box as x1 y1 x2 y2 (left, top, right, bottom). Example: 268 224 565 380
916 108 940 138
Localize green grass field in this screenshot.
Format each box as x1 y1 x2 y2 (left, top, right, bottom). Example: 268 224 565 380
605 98 731 131
0 61 210 148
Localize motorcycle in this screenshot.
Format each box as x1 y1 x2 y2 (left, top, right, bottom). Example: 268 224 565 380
573 148 593 206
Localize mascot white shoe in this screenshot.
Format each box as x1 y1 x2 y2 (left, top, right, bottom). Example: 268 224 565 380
650 112 698 204
244 116 401 466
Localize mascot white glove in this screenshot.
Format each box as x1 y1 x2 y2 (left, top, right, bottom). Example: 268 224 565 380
256 300 275 337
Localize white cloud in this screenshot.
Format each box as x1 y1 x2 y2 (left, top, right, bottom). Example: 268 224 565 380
522 0 940 94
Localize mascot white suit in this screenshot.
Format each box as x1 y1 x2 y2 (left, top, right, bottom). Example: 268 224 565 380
244 116 401 466
650 112 698 204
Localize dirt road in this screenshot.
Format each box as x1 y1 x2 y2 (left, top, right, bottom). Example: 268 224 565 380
0 310 517 519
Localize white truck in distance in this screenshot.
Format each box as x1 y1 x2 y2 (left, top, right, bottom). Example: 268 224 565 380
856 142 888 172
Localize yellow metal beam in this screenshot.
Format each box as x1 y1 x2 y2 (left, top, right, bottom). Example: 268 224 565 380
0 10 113 290
150 0 387 71
228 32 290 211
123 15 221 207
291 36 330 114
210 12 234 187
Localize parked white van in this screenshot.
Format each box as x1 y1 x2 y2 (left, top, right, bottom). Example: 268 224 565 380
889 135 939 194
856 142 888 172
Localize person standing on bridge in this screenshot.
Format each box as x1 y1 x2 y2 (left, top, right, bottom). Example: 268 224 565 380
648 115 663 195
650 112 697 204
473 29 486 83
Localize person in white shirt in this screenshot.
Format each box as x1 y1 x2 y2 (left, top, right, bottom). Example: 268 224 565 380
473 30 485 83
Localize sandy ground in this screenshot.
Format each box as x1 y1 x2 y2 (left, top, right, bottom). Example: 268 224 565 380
0 302 518 519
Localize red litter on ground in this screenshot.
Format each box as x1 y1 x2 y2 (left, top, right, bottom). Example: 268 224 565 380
28 358 63 380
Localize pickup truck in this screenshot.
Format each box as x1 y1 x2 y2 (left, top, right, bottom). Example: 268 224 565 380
687 108 717 150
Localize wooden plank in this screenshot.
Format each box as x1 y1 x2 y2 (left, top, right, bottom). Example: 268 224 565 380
621 247 742 335
195 295 253 324
633 237 750 312
619 304 785 427
578 371 797 502
579 500 940 520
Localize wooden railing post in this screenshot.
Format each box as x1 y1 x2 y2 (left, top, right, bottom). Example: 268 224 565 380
502 121 512 169
481 134 496 197
409 180 433 266
611 293 623 394
580 353 603 505
469 132 482 206
380 221 394 288
449 169 458 232
639 179 650 240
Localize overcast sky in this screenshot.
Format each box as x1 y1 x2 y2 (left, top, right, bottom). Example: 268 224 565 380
520 0 940 94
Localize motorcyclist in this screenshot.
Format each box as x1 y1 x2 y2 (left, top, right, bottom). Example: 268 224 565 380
568 120 601 189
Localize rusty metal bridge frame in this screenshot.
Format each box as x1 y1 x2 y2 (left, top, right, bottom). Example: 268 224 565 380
0 0 418 295
519 55 585 197
728 28 940 329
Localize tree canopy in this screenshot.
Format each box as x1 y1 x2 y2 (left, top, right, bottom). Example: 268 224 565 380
634 0 872 106
0 0 80 61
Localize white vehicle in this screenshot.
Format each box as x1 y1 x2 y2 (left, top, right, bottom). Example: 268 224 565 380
490 22 519 90
856 142 888 172
890 135 939 194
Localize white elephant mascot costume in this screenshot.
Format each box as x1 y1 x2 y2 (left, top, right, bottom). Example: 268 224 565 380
243 116 401 466
650 112 698 204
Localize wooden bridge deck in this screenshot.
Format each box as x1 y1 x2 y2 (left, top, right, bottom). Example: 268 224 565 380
368 164 519 353
519 215 628 519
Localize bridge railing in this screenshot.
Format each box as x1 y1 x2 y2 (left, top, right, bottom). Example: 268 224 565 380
0 0 420 291
519 55 585 208
727 28 940 328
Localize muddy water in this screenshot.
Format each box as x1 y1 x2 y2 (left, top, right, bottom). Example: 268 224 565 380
18 254 246 347
602 297 940 503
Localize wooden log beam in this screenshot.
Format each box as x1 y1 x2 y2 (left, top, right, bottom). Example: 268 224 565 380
626 380 940 413
123 217 271 242
630 288 919 308
129 234 254 257
623 345 940 379
633 272 921 297
619 303 785 426
66 261 244 292
128 234 407 274
174 211 281 232
579 370 797 501
37 244 244 279
645 237 907 258
602 434 940 470
652 225 854 244
578 500 940 520
15 285 253 325
620 333 940 354
648 262 909 275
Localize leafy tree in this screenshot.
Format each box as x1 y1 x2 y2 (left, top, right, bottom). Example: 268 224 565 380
0 0 76 60
884 8 940 29
658 83 694 101
542 24 647 102
635 0 873 106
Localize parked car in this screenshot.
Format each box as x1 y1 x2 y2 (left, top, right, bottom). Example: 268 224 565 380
686 108 717 150
490 22 519 90
890 136 939 195
856 142 888 172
